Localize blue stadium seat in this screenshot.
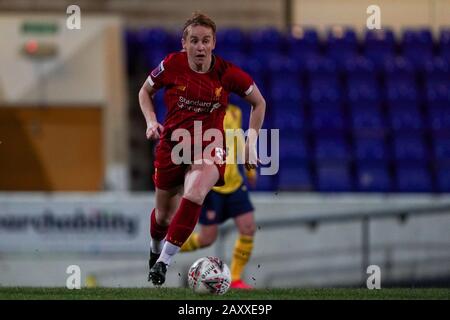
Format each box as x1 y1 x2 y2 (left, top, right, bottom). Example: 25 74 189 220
314 136 351 162
345 56 376 75
273 106 305 132
364 29 396 68
388 107 424 131
278 161 312 190
267 56 302 89
433 136 450 160
383 58 419 107
395 164 433 192
306 57 339 89
345 56 377 89
428 107 450 133
137 28 173 68
424 57 450 86
440 28 450 60
287 27 320 60
344 57 380 103
351 107 386 133
248 27 284 57
326 26 359 64
250 50 284 66
426 82 450 109
309 85 342 109
402 28 434 70
253 174 275 191
217 51 246 66
154 91 166 121
383 57 416 85
166 29 182 50
435 163 450 192
392 134 428 162
147 50 169 71
137 28 172 49
270 82 303 105
354 137 389 161
253 76 267 95
311 108 345 131
279 133 309 161
356 162 392 192
316 163 353 191
245 58 267 94
245 57 264 74
385 82 419 108
347 82 380 107
268 56 303 76
215 28 246 53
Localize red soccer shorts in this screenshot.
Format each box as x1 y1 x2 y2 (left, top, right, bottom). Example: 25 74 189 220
152 139 226 190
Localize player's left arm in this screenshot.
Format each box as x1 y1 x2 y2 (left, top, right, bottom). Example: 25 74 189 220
243 84 266 170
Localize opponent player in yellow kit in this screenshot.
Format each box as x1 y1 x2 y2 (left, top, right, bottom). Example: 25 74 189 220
181 104 257 289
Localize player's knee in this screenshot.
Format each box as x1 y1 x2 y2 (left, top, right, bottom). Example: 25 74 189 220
200 231 217 247
183 190 207 205
155 209 172 226
239 222 256 237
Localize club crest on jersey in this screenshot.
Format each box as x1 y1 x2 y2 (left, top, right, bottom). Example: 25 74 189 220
214 86 223 100
151 61 164 78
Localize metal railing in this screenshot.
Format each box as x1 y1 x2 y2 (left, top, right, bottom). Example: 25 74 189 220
215 202 450 286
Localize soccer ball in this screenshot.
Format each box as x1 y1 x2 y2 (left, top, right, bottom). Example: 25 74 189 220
187 256 231 295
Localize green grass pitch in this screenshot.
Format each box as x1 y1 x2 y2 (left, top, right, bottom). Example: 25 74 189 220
0 287 448 300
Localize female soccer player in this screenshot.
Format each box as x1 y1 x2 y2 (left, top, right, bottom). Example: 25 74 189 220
181 104 257 290
139 13 266 286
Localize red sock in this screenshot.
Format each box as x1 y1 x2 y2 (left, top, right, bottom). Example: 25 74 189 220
150 208 168 241
166 197 202 247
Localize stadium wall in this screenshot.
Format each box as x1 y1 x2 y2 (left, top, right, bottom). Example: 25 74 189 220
0 193 449 288
292 0 450 35
0 0 448 32
0 0 285 29
0 107 103 190
0 15 129 191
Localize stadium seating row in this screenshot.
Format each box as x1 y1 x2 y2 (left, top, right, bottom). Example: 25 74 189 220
125 26 450 67
125 27 450 192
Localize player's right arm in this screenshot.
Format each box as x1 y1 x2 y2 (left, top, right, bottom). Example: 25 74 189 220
139 55 177 140
138 80 164 140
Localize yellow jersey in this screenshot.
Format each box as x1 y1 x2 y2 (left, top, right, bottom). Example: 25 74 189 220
212 104 256 194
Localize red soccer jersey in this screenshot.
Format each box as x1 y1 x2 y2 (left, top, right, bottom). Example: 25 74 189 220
148 51 254 168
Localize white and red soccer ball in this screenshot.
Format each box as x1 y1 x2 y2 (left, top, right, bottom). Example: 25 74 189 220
188 256 231 295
